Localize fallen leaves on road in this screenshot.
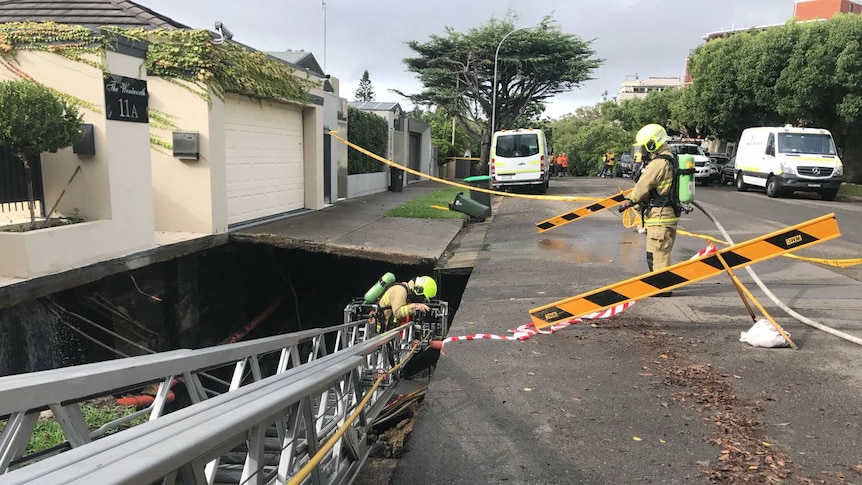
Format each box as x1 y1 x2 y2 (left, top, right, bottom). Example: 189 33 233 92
636 326 854 484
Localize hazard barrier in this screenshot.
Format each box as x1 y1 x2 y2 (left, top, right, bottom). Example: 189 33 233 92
439 247 718 349
530 213 841 329
536 189 633 233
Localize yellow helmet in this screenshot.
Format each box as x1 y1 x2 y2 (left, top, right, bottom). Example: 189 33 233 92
635 123 668 153
412 276 437 300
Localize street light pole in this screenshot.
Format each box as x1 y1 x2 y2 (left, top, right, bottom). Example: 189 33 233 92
491 27 529 134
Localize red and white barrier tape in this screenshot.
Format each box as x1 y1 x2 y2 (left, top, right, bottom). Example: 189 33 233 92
436 245 716 351
437 301 635 350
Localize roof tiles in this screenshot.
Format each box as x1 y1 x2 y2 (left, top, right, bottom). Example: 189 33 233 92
0 0 189 29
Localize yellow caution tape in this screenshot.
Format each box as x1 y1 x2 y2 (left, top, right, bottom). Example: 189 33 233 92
783 254 861 268
328 131 599 203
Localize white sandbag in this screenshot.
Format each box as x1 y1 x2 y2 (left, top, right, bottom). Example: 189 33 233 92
740 318 790 348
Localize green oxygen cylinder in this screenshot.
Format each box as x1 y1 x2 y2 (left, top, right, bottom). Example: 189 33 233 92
678 154 695 204
364 272 396 303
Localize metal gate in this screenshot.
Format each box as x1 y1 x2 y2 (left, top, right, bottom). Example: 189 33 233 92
0 146 44 218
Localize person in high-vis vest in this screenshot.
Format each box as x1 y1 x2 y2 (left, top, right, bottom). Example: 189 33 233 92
377 275 437 330
619 124 678 296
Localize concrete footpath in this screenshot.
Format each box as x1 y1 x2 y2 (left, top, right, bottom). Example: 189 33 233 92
232 181 467 267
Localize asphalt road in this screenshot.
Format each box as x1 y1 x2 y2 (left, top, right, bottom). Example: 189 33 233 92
391 175 862 484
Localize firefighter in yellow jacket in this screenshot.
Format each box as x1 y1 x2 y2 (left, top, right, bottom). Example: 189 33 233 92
619 124 678 296
377 275 437 330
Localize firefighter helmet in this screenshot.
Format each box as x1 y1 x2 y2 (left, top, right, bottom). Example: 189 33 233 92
635 123 668 153
412 276 437 300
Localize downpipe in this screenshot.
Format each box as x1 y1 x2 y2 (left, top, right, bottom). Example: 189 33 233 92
693 200 862 347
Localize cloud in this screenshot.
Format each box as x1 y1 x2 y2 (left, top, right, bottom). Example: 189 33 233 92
138 0 794 117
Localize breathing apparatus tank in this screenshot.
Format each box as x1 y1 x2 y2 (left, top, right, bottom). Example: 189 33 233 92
364 272 396 303
677 154 695 204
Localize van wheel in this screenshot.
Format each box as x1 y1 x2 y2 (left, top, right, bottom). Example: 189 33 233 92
735 172 748 192
821 188 838 201
766 176 781 198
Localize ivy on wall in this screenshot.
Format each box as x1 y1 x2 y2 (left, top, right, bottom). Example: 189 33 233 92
0 22 317 149
347 106 387 174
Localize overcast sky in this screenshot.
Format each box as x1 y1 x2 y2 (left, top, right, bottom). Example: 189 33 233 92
136 0 795 118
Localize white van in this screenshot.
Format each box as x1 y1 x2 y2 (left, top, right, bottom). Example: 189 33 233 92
490 128 550 193
734 125 844 200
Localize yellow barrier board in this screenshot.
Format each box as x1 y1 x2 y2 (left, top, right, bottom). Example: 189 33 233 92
530 213 841 328
536 189 633 233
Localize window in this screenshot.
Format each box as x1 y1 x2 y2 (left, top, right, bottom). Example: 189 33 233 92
495 133 539 157
776 133 836 155
670 144 706 156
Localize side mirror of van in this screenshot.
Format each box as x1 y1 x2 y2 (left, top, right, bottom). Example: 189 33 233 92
766 145 775 157
838 147 843 158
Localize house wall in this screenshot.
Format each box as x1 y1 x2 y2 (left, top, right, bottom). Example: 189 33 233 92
407 118 432 180
322 90 349 203
0 51 112 221
0 49 156 279
302 102 325 211
149 78 227 234
0 45 329 279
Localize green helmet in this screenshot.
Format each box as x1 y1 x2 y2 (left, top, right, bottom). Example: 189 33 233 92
635 123 668 153
412 276 437 300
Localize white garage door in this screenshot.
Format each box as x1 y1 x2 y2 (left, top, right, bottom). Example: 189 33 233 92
225 95 304 226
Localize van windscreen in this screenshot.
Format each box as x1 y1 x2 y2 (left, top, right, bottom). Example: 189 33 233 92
495 133 539 157
777 133 836 155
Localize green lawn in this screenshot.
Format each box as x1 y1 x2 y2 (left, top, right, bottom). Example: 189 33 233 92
839 182 862 197
385 186 468 219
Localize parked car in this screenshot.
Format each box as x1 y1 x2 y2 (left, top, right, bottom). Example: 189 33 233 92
616 153 634 177
669 143 714 185
720 156 736 185
709 155 732 184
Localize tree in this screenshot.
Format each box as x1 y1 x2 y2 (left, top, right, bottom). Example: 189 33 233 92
682 14 862 182
354 70 375 102
401 13 601 166
0 80 82 227
408 106 478 167
551 106 631 176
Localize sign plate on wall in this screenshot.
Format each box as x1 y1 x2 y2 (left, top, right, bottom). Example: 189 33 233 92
104 75 148 123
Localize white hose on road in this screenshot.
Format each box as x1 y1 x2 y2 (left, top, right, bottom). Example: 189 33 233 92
693 200 862 347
